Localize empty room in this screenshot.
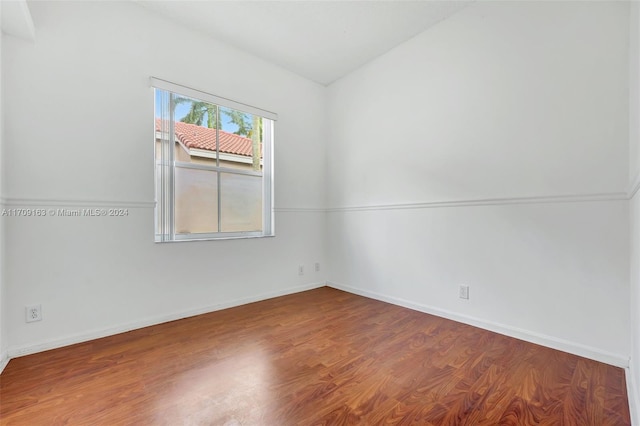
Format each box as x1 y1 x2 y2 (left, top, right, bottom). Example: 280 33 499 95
0 0 639 424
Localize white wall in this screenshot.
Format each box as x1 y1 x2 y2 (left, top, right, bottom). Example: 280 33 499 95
327 1 630 365
0 0 6 372
2 1 327 354
629 1 640 421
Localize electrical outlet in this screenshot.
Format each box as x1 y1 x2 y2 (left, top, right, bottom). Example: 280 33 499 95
315 262 320 272
459 285 469 300
298 265 304 276
26 304 42 323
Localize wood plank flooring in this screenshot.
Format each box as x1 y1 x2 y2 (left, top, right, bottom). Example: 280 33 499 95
0 287 631 425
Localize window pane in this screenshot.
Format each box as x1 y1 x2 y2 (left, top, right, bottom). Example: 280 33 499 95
155 89 170 163
220 172 262 233
170 95 219 166
220 107 262 172
175 167 218 234
155 163 163 235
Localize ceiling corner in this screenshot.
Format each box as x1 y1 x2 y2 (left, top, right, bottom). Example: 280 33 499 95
2 0 36 42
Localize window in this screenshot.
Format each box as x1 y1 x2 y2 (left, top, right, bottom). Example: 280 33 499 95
152 78 275 242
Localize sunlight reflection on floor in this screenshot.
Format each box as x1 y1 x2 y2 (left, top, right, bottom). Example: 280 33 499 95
154 345 274 425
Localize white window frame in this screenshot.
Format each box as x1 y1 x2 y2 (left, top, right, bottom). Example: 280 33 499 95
151 77 275 242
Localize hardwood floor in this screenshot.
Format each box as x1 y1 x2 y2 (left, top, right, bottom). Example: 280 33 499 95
0 287 631 425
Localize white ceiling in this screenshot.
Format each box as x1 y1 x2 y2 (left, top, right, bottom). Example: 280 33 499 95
135 1 471 86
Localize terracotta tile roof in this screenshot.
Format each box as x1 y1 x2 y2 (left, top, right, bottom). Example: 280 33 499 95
155 119 258 157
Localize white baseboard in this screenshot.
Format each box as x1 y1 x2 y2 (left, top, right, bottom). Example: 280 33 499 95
0 350 9 375
328 281 629 368
7 282 326 359
5 280 630 374
628 363 640 426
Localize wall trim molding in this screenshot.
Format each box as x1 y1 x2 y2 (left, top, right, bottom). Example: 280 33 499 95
2 197 156 208
1 190 631 212
6 282 325 360
274 207 326 213
328 281 629 368
0 197 327 212
327 192 629 213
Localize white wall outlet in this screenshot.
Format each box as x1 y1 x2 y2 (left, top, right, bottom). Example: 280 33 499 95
298 265 304 275
315 262 320 272
26 304 42 322
459 285 469 300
